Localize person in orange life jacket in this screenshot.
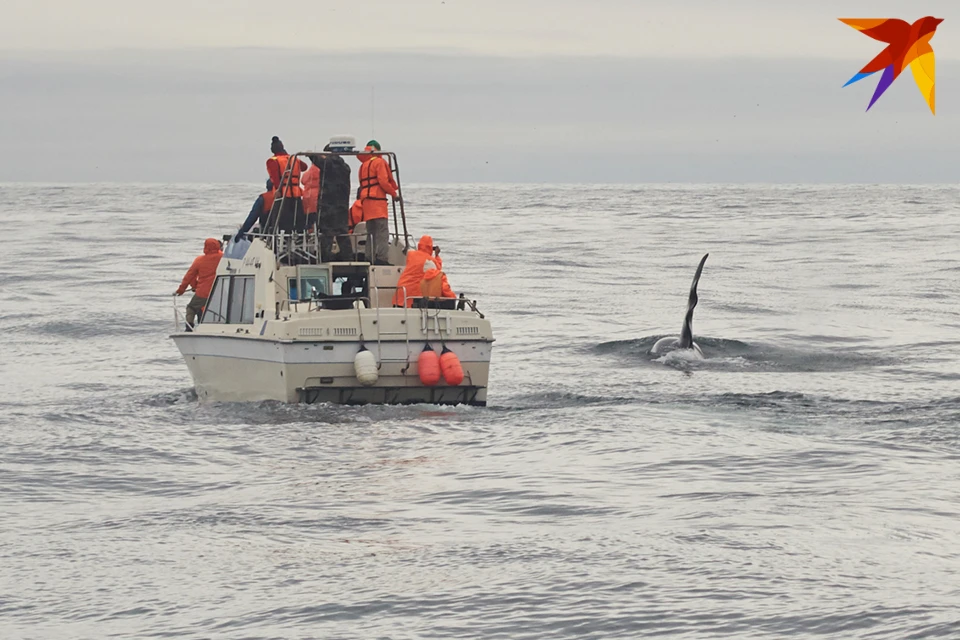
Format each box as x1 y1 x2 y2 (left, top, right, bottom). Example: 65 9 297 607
348 199 363 233
357 139 399 265
393 235 452 307
235 179 275 241
174 238 223 330
347 185 364 233
347 187 365 258
264 136 308 232
300 156 321 232
420 258 455 300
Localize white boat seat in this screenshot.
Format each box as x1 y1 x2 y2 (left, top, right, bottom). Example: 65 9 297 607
351 222 367 261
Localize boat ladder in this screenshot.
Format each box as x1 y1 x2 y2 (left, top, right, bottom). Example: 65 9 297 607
421 307 451 338
373 286 412 374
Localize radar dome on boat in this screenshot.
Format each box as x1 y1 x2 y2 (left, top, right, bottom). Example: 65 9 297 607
327 135 356 152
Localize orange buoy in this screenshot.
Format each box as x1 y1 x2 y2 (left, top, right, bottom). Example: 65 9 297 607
440 346 464 385
418 344 441 386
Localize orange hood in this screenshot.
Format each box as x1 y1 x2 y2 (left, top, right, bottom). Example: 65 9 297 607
417 235 434 253
204 238 222 254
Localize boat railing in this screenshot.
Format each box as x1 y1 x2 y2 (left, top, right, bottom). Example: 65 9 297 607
236 228 369 266
266 150 410 252
278 295 373 314
234 227 412 267
171 295 194 333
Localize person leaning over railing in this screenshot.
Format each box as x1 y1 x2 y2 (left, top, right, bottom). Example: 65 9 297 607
235 179 275 241
174 238 223 330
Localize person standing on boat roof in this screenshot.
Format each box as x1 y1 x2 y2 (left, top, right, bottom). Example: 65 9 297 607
300 157 320 232
235 179 275 241
349 198 363 234
357 140 400 265
317 144 354 262
174 238 223 330
265 136 308 232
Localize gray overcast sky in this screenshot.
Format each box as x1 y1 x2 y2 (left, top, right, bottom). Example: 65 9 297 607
1 0 958 182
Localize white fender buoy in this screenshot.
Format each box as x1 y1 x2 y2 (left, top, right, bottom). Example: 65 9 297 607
354 346 378 386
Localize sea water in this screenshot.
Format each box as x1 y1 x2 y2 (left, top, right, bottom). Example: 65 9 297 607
1 183 959 638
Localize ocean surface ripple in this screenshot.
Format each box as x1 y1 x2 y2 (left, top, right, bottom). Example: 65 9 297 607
2 183 960 638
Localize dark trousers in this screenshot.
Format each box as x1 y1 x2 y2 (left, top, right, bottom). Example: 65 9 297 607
186 295 207 327
366 217 390 265
318 205 353 262
320 233 355 262
267 197 305 232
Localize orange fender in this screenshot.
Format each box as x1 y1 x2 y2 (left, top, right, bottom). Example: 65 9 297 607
418 344 441 386
440 346 464 385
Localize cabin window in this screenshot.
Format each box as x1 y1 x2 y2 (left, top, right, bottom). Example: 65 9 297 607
201 275 254 325
229 276 255 325
288 268 330 301
238 276 256 324
300 274 329 299
201 276 229 324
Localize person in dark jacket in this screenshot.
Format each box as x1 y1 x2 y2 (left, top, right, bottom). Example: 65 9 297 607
235 179 275 241
317 144 355 262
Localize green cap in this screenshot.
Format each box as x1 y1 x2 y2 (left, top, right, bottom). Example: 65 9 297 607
365 139 381 151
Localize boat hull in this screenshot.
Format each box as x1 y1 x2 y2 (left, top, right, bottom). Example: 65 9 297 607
172 334 490 406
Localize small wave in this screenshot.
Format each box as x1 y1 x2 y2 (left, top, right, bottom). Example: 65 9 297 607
712 390 810 410
420 487 623 518
58 382 115 393
498 390 639 411
142 388 198 406
594 336 891 373
28 317 165 339
711 302 781 316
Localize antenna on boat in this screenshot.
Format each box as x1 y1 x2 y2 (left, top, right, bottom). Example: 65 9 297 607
371 85 375 136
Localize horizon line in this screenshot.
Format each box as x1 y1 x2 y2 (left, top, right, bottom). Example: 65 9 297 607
2 180 958 187
0 46 951 64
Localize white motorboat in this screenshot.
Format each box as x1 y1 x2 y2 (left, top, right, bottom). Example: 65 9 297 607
170 145 494 405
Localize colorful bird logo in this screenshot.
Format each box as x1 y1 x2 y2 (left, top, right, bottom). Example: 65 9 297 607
840 16 942 114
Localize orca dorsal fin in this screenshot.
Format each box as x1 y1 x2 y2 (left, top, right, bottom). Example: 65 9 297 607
678 253 709 349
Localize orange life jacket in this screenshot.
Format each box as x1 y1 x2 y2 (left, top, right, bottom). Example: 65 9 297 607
358 156 389 202
421 273 444 298
262 189 276 214
273 154 303 198
348 200 363 232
